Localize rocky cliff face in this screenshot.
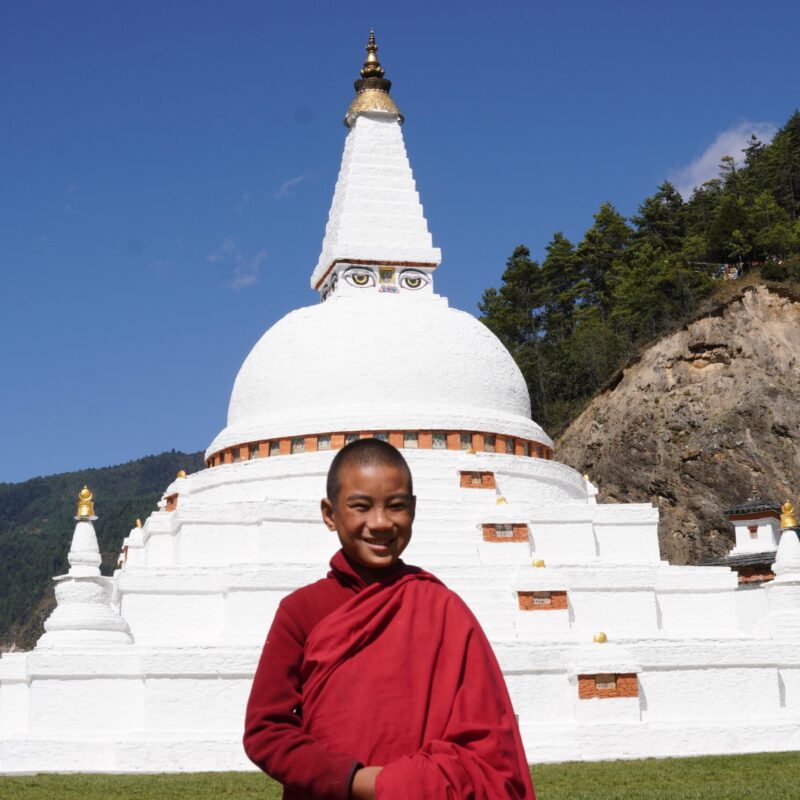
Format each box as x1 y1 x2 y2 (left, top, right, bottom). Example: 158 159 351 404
556 284 800 565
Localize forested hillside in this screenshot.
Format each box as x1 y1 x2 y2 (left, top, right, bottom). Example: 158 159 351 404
480 112 800 435
0 450 203 650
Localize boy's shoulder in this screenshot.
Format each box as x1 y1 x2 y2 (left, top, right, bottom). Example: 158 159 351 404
380 563 480 623
276 557 473 640
278 572 349 638
401 567 489 630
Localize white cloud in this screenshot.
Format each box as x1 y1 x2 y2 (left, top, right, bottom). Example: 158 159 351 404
229 250 267 291
272 174 309 199
671 121 778 199
207 238 267 290
206 237 239 264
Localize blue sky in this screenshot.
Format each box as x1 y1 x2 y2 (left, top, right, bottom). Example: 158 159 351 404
1 0 798 483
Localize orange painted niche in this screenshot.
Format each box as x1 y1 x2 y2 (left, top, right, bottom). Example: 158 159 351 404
517 590 567 610
577 673 639 699
460 471 496 489
483 523 528 542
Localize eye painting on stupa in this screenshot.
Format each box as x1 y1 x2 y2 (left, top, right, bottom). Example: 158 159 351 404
2 29 800 777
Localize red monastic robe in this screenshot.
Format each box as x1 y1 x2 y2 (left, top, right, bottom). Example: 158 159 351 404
244 552 535 800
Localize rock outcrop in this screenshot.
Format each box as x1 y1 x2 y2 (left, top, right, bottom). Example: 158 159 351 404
557 284 800 564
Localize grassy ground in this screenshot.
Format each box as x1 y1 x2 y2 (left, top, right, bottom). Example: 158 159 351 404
1 751 799 799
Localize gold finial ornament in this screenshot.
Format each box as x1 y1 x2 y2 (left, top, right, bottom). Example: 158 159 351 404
360 30 385 79
583 473 590 481
781 500 797 530
593 632 608 643
344 31 403 127
177 470 187 479
75 486 96 519
533 559 546 568
496 496 507 505
135 518 142 528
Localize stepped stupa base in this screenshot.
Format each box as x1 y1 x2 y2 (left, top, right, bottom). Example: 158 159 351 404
4 451 800 771
3 632 800 772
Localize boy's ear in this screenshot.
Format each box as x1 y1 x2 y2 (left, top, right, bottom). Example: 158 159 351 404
320 497 337 531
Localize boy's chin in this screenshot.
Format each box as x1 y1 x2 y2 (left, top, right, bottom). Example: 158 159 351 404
356 550 399 568
346 542 405 570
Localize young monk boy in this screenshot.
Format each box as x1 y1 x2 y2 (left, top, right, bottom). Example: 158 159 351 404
244 438 535 799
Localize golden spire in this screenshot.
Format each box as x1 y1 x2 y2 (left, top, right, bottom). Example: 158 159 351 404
360 31 385 79
75 486 96 519
177 470 187 479
532 559 546 568
135 518 142 528
593 632 608 643
344 30 403 127
781 500 797 530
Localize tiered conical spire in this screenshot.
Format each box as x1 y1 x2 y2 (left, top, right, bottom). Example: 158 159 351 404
312 32 440 290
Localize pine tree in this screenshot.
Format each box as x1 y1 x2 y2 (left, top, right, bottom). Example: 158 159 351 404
576 202 633 319
632 181 685 253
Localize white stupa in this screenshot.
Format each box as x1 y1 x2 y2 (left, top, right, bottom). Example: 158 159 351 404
36 487 132 649
2 34 800 773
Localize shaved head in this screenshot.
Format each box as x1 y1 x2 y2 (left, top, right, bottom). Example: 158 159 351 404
326 438 413 503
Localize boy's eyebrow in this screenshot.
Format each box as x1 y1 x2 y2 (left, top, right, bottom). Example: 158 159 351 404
344 492 413 502
344 492 373 502
383 493 414 503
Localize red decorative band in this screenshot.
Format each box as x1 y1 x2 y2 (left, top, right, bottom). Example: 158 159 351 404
205 430 553 468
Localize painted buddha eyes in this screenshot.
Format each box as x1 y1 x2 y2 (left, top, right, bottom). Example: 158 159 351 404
328 266 429 297
343 267 376 288
399 270 429 290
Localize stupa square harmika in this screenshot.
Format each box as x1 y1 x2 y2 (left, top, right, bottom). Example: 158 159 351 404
2 34 800 772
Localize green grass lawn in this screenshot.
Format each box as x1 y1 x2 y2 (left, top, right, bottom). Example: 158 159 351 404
1 751 798 799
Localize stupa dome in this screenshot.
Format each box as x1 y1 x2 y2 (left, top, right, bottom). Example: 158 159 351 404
206 292 550 456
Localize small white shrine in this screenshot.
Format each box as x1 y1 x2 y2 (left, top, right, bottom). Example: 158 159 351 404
2 34 800 773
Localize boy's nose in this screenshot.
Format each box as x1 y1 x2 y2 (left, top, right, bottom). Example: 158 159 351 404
367 508 392 531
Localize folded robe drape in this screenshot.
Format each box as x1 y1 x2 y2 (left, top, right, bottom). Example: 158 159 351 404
301 569 536 800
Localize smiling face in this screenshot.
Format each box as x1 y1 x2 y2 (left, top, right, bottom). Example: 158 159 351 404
321 461 415 583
